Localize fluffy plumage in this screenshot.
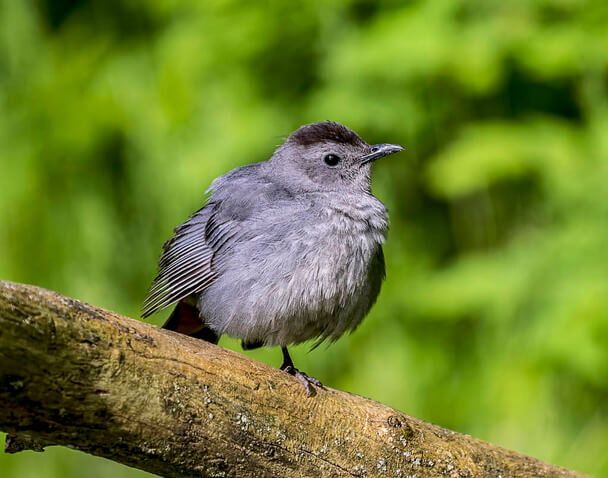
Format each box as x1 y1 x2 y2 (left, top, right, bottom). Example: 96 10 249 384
143 122 402 392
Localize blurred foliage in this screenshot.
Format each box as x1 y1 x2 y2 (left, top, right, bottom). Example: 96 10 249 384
1 0 607 476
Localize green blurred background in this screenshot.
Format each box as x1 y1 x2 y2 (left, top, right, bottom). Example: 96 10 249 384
1 0 607 476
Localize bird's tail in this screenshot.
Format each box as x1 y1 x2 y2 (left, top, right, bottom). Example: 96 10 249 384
162 298 220 344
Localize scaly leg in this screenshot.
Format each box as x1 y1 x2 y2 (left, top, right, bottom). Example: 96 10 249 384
280 347 323 397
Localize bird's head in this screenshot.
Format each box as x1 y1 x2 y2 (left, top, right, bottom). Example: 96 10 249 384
270 121 403 194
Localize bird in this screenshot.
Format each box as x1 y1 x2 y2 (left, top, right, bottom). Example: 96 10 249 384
142 121 403 396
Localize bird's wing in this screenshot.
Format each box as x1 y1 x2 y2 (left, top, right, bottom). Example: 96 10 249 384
142 163 278 318
142 204 219 318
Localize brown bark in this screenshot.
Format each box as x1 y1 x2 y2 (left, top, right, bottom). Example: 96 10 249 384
0 280 588 477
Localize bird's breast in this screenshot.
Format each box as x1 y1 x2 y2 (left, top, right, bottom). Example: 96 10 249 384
323 195 388 243
199 194 388 346
301 196 387 295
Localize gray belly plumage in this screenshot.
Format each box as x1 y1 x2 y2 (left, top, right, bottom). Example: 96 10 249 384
198 198 388 347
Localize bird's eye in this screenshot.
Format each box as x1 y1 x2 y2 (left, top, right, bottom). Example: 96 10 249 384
323 154 341 167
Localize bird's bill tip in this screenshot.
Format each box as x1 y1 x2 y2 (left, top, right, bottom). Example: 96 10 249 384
360 143 405 163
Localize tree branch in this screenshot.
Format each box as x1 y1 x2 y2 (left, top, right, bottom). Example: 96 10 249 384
0 280 587 477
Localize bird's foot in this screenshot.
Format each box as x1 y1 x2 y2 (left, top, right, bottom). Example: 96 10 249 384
281 365 323 397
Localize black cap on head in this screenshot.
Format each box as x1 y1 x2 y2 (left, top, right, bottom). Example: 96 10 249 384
287 121 367 149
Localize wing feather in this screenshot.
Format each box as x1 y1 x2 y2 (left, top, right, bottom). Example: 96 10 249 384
142 163 278 318
142 207 220 318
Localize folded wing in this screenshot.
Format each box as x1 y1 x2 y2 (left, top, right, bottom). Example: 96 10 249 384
142 206 219 318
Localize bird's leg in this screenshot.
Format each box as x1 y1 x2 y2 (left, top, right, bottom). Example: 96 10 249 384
280 347 323 397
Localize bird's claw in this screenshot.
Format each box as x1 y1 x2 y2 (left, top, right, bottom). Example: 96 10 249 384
281 365 323 397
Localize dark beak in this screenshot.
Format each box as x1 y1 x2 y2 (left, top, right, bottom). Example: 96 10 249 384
360 143 404 165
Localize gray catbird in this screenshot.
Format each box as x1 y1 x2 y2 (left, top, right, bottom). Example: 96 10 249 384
143 121 403 395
